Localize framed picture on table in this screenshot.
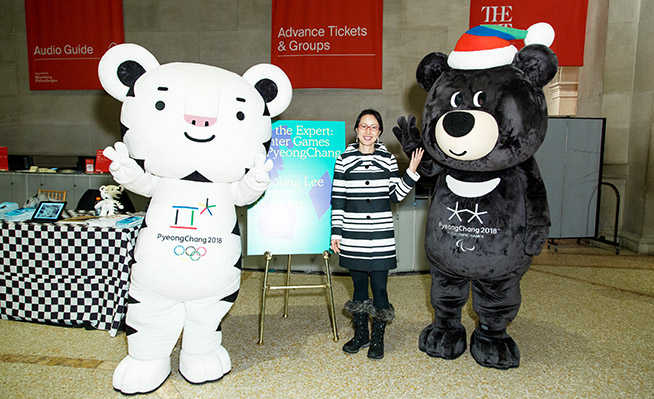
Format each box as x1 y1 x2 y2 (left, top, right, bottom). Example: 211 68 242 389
31 201 67 222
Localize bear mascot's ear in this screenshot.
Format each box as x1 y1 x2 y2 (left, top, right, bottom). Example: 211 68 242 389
512 23 558 88
416 52 450 92
513 44 559 88
242 64 293 118
98 43 160 102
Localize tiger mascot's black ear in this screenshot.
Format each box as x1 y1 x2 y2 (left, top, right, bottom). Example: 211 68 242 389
242 64 292 118
98 43 160 102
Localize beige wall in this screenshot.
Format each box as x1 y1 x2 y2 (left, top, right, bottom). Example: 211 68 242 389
577 0 654 254
1 0 652 253
626 0 654 253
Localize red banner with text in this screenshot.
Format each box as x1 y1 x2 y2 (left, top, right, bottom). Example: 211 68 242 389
271 0 383 89
469 0 589 66
25 0 124 90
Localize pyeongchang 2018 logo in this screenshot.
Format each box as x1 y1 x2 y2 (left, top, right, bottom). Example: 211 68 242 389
439 201 501 242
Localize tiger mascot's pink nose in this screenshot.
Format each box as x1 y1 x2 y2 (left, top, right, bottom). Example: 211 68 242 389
184 114 217 127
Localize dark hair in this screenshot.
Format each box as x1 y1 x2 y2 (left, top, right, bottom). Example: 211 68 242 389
354 109 383 135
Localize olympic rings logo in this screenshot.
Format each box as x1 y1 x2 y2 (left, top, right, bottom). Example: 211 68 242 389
173 245 207 261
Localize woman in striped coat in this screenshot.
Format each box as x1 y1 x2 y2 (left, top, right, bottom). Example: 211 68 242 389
331 109 423 359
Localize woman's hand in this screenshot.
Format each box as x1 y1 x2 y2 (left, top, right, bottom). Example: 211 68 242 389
408 148 424 173
330 239 340 254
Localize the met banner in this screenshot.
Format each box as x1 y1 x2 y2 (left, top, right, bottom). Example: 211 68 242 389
271 0 383 89
25 0 124 90
470 0 589 66
247 120 346 255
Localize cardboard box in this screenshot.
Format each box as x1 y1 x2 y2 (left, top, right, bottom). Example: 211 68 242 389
95 149 111 173
85 158 95 173
0 146 8 171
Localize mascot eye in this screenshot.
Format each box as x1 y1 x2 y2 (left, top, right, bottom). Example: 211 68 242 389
155 101 165 111
237 111 245 121
473 91 486 107
450 92 463 108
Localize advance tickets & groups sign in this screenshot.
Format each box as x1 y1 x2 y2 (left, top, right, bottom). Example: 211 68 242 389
271 0 383 89
247 121 345 255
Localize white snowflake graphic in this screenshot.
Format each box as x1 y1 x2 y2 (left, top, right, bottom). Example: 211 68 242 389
447 201 487 224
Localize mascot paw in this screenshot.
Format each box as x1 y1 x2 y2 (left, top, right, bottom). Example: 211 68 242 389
392 115 422 154
103 142 144 184
418 322 467 360
179 346 231 384
525 224 548 256
112 355 171 395
253 154 274 184
470 326 520 369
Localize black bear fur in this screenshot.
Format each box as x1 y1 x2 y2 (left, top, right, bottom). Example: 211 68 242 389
394 44 558 369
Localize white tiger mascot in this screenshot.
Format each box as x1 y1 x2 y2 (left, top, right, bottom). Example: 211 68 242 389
98 43 292 394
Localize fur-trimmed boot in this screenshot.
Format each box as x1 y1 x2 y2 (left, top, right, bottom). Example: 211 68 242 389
366 303 395 359
342 299 372 353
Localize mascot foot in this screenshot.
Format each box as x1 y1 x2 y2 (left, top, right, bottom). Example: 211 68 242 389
418 322 467 360
470 325 520 369
112 355 171 395
179 346 231 385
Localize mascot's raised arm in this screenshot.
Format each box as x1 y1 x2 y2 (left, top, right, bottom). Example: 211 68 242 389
393 24 557 369
98 43 292 394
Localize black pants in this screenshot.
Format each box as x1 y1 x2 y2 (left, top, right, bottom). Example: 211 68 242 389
350 269 389 309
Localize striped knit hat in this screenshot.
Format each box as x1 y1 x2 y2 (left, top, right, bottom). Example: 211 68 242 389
448 23 555 70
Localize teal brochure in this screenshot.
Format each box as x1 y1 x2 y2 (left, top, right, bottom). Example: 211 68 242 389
247 120 345 255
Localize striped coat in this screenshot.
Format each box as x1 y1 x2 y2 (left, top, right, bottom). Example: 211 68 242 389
331 143 419 271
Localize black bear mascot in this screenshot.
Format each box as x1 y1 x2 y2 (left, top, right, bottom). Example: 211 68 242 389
393 23 558 369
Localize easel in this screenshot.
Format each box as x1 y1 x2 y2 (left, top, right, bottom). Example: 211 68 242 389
258 250 339 345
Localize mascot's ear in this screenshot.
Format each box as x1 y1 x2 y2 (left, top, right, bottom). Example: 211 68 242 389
416 52 449 92
512 44 559 88
98 43 160 102
242 64 293 118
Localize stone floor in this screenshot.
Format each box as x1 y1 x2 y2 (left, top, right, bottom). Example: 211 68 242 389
1 239 652 398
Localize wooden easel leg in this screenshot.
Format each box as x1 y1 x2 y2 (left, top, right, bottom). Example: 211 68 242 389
258 251 273 345
283 254 291 318
323 250 339 342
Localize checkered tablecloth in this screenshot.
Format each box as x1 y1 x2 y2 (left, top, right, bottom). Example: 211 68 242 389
0 221 139 336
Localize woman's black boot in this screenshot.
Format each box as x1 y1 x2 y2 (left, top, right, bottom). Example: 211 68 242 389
342 299 371 353
367 304 395 359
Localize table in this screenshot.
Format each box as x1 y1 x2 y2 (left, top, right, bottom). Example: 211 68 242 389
0 221 139 336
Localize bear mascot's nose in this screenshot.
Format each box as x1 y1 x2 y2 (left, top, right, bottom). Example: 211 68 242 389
184 114 217 127
443 111 475 138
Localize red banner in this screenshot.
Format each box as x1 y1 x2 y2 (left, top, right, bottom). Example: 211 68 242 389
469 0 589 66
24 0 124 90
271 0 383 89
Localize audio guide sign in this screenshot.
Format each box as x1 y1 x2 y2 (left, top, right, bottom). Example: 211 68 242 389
247 120 346 255
24 0 124 90
271 0 383 89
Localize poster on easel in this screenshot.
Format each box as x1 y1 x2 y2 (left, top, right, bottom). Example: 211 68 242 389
247 120 346 255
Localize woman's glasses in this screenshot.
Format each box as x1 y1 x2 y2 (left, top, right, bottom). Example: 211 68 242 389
358 123 380 132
